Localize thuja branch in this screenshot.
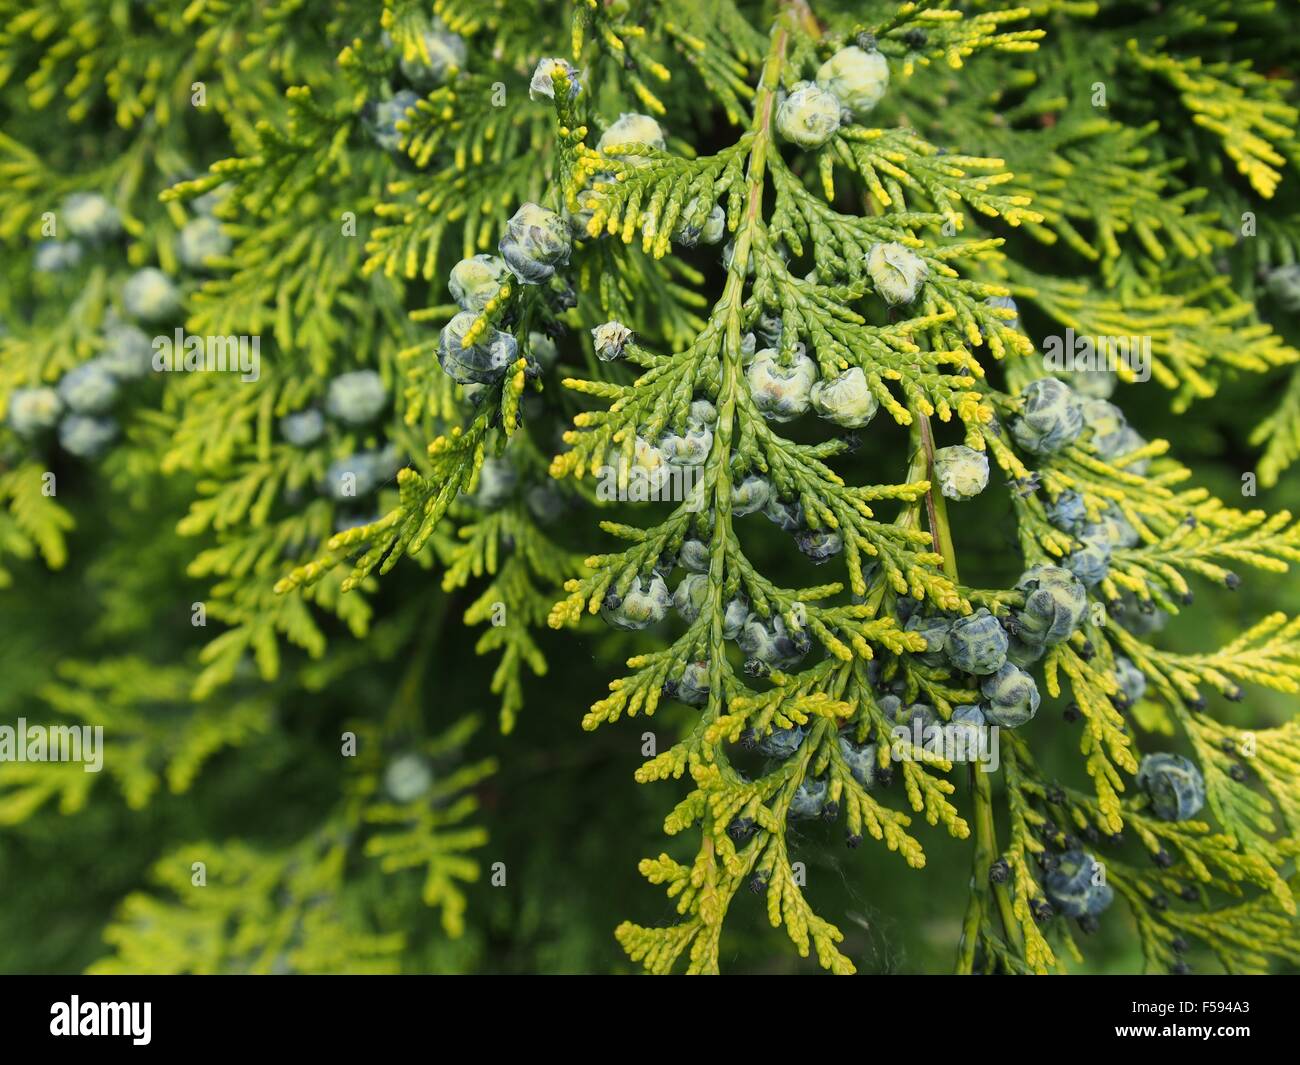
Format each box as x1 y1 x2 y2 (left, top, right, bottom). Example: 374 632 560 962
705 11 794 703
9 0 1300 983
912 409 1024 972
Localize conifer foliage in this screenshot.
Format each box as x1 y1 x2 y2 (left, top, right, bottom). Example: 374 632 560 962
1 0 1299 975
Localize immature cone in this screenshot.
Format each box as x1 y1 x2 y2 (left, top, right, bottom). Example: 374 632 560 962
747 349 817 421
1265 263 1300 313
1006 634 1045 668
1011 378 1084 455
984 294 1021 331
731 474 771 516
794 528 843 563
7 387 63 437
905 613 952 666
123 267 181 322
471 456 518 510
671 661 711 707
592 321 633 361
191 186 229 217
817 46 889 116
1044 851 1114 918
810 367 878 428
944 608 1009 675
58 414 118 459
676 537 710 573
838 736 877 788
384 752 434 802
499 203 572 284
659 401 715 467
596 113 666 166
370 90 420 152
58 361 119 415
566 173 612 238
673 198 726 247
1055 366 1116 400
776 82 842 148
763 496 804 532
325 370 388 425
99 321 154 380
324 448 401 500
932 444 989 500
176 216 231 271
945 705 986 749
896 702 939 738
1113 655 1147 706
600 575 672 630
1079 398 1149 473
61 192 121 241
1013 565 1087 646
529 57 581 101
980 663 1041 728
756 312 783 347
438 311 518 385
603 436 672 502
1137 753 1205 821
876 693 904 726
738 610 810 669
1114 590 1169 636
758 726 806 759
866 242 927 305
1091 505 1139 548
672 573 709 623
280 409 325 447
1079 398 1126 453
398 22 466 89
449 255 510 312
722 596 749 639
1064 527 1112 587
788 777 829 819
525 482 567 524
34 240 83 273
1046 489 1088 534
